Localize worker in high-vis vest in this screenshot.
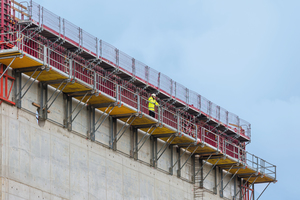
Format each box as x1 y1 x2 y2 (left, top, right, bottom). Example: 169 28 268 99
148 93 159 118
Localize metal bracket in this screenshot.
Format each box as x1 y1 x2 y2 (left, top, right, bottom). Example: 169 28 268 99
219 166 241 196
195 153 214 178
110 114 137 149
85 58 102 71
156 134 176 162
201 157 221 184
42 79 70 110
171 143 192 171
105 68 119 80
90 103 116 141
214 164 236 193
48 37 65 52
133 124 158 156
15 66 45 108
122 76 136 88
26 26 43 40
256 182 271 200
0 56 17 79
178 145 200 176
65 91 95 131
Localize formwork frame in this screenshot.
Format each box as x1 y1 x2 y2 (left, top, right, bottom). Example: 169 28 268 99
0 1 277 199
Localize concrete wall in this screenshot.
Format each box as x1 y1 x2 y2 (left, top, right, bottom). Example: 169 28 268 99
0 73 241 199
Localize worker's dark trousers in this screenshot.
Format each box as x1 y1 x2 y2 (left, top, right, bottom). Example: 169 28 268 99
149 110 155 118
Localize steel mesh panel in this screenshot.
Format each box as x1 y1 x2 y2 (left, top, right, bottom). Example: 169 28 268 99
175 82 187 103
31 2 40 22
148 67 159 88
64 19 79 45
189 90 200 110
160 73 172 95
102 41 116 66
43 8 60 34
210 102 219 121
82 30 97 54
239 118 251 138
119 51 133 74
201 96 209 115
135 60 147 82
220 107 228 125
228 113 239 132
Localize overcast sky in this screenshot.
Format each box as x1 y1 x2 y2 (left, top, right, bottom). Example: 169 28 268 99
33 0 300 199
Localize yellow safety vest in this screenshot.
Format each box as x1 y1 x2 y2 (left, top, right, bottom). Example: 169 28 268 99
148 96 159 111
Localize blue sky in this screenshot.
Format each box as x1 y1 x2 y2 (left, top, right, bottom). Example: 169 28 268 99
34 0 300 199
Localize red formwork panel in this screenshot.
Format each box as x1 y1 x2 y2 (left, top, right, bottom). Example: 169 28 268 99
120 84 137 109
162 106 177 129
96 73 115 97
203 127 217 148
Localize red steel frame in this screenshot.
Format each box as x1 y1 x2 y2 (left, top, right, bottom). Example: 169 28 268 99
241 183 254 200
0 65 15 105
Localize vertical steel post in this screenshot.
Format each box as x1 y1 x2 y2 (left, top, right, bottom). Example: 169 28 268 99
186 88 189 105
169 145 173 175
132 58 135 77
99 39 102 58
214 166 217 194
59 17 61 36
63 18 65 39
134 128 138 160
96 37 99 58
198 94 201 111
145 66 149 85
130 127 134 158
192 155 195 184
67 95 72 131
14 71 22 108
109 116 117 150
220 168 223 197
91 106 95 141
177 147 181 178
87 105 91 139
158 72 160 92
170 79 173 96
199 158 204 188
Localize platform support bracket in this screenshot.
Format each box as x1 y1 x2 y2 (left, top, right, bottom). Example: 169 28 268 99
133 124 158 158
179 145 200 173
156 134 176 162
195 153 213 178
214 164 235 194
90 103 116 141
222 167 241 194
65 91 95 131
256 182 271 200
110 114 137 150
14 66 46 108
200 157 221 186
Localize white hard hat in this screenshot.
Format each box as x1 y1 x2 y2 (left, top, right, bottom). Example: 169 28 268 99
152 93 156 97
